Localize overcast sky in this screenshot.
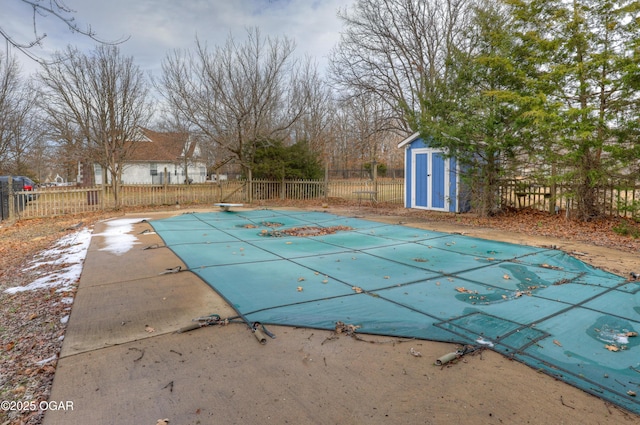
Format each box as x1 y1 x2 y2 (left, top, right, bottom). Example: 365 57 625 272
3 0 355 77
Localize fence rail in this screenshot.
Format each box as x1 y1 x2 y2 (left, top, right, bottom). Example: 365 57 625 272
500 180 640 218
3 178 638 221
7 179 405 220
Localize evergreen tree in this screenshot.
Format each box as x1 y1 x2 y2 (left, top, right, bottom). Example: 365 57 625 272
252 139 323 180
507 0 640 220
421 2 542 215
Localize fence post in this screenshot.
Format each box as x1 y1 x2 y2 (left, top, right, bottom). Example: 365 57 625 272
7 176 15 220
247 169 253 203
372 160 378 202
101 183 107 210
324 163 329 200
548 165 557 214
280 174 285 200
163 167 168 205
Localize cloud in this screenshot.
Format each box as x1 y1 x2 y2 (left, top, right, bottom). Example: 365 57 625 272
2 0 353 76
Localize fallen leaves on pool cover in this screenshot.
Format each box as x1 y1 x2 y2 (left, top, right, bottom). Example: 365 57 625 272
260 225 353 237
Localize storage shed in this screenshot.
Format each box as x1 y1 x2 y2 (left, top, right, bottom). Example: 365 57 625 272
398 132 469 213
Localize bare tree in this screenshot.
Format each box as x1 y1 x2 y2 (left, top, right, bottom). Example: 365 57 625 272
289 62 334 159
159 27 319 177
38 45 152 206
0 54 21 172
343 93 394 168
330 0 476 133
0 52 40 175
1 0 127 62
4 86 42 176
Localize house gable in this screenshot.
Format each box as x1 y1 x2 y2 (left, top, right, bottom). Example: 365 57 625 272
127 128 191 163
93 128 207 185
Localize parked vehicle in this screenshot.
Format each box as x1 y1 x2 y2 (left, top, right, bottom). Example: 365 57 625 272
0 176 38 203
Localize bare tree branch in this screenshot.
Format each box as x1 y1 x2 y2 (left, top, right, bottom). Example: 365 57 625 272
159 27 321 175
38 45 152 205
1 0 129 63
330 0 476 132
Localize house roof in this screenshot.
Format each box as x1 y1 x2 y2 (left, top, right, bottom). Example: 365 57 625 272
126 128 195 162
397 131 421 149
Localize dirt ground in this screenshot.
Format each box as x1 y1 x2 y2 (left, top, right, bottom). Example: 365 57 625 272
2 203 640 425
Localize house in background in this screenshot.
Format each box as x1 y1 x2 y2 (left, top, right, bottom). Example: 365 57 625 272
90 128 207 185
398 132 470 213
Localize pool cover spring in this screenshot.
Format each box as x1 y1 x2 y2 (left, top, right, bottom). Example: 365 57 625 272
150 209 640 414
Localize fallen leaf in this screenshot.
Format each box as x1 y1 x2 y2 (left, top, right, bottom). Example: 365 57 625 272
456 287 475 294
335 321 360 335
553 340 562 347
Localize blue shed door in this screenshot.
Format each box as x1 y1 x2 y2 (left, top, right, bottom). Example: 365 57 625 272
411 149 449 211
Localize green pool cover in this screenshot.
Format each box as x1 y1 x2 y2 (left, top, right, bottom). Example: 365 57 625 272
150 210 640 414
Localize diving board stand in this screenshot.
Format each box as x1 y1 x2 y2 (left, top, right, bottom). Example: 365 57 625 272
214 203 244 212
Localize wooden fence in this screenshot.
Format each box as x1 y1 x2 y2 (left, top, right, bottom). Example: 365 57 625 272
5 178 638 220
500 180 640 219
9 178 405 220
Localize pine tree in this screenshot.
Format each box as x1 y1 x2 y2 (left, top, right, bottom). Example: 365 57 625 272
421 2 542 216
507 0 640 220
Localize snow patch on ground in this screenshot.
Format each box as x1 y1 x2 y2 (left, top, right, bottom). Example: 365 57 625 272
4 217 149 294
94 218 148 255
4 228 93 295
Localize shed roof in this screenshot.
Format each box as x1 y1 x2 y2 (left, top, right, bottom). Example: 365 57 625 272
397 132 420 149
